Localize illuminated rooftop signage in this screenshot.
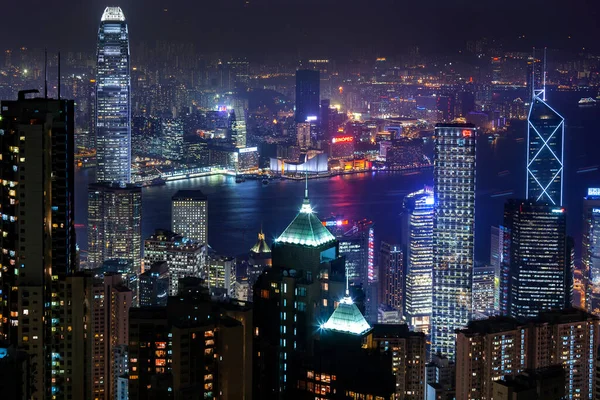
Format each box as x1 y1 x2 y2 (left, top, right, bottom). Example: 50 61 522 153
589 188 600 197
238 147 258 154
332 136 354 144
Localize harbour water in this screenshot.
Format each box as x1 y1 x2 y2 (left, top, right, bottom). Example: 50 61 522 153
75 91 600 263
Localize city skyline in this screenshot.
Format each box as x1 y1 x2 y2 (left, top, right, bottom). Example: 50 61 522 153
3 2 600 398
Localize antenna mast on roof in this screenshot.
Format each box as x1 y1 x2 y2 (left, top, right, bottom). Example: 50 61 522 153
345 266 349 297
531 47 536 100
304 154 309 199
543 47 547 101
44 48 48 99
57 51 61 100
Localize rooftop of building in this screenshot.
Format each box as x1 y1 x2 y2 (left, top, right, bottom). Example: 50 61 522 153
172 189 207 201
532 307 598 325
145 229 183 242
275 193 336 248
371 323 424 339
250 230 271 254
458 315 522 335
434 122 476 128
321 295 371 336
101 7 126 22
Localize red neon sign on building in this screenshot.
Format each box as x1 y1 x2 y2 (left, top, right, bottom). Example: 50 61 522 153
332 136 354 144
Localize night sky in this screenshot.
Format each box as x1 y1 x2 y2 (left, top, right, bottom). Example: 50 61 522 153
3 0 600 56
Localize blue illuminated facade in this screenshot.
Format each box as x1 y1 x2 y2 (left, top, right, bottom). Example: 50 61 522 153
96 7 131 183
431 123 476 358
526 91 564 205
403 188 434 333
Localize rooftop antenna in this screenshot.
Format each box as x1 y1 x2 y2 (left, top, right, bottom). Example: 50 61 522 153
543 47 547 101
531 47 536 100
44 48 48 99
345 266 350 297
57 51 61 100
304 154 309 199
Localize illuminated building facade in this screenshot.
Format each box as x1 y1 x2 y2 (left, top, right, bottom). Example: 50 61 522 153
270 152 329 174
457 309 599 400
229 99 247 148
330 135 355 159
403 188 434 333
502 200 569 319
96 7 132 183
297 122 311 150
165 239 205 296
526 91 564 206
206 253 236 297
87 182 142 272
237 146 259 170
472 265 497 320
431 123 476 358
380 242 404 315
160 118 183 161
139 262 169 307
171 189 208 244
583 188 600 315
0 92 76 399
324 219 372 288
295 69 320 123
456 317 526 400
490 225 504 311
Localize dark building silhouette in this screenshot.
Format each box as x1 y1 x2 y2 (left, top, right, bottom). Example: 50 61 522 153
295 69 320 123
0 89 75 398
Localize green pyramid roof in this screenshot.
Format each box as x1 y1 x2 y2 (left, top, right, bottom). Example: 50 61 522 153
322 296 371 335
275 198 336 247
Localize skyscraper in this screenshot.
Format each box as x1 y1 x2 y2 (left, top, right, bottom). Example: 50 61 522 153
253 187 346 395
431 123 476 358
171 190 208 244
229 99 247 148
502 200 569 319
0 90 76 398
526 91 564 206
380 242 404 315
96 7 131 183
583 188 600 315
403 188 434 333
295 69 320 123
87 182 142 272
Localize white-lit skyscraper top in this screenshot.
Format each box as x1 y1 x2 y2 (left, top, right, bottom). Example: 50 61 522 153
101 6 126 21
95 6 131 183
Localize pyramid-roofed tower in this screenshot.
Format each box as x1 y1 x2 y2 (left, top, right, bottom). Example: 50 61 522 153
275 197 336 247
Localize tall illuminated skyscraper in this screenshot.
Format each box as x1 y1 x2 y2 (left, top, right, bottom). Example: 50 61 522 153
88 182 142 273
502 200 569 319
96 6 131 183
583 188 600 315
526 90 564 205
431 123 476 358
403 188 434 333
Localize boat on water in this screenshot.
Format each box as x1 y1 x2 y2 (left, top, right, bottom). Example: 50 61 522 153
578 97 597 106
262 178 269 185
235 175 245 183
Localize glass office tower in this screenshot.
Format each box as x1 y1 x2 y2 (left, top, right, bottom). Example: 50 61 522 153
527 92 564 206
403 188 434 333
295 69 320 123
583 188 600 315
431 123 476 358
503 200 569 319
96 7 131 183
